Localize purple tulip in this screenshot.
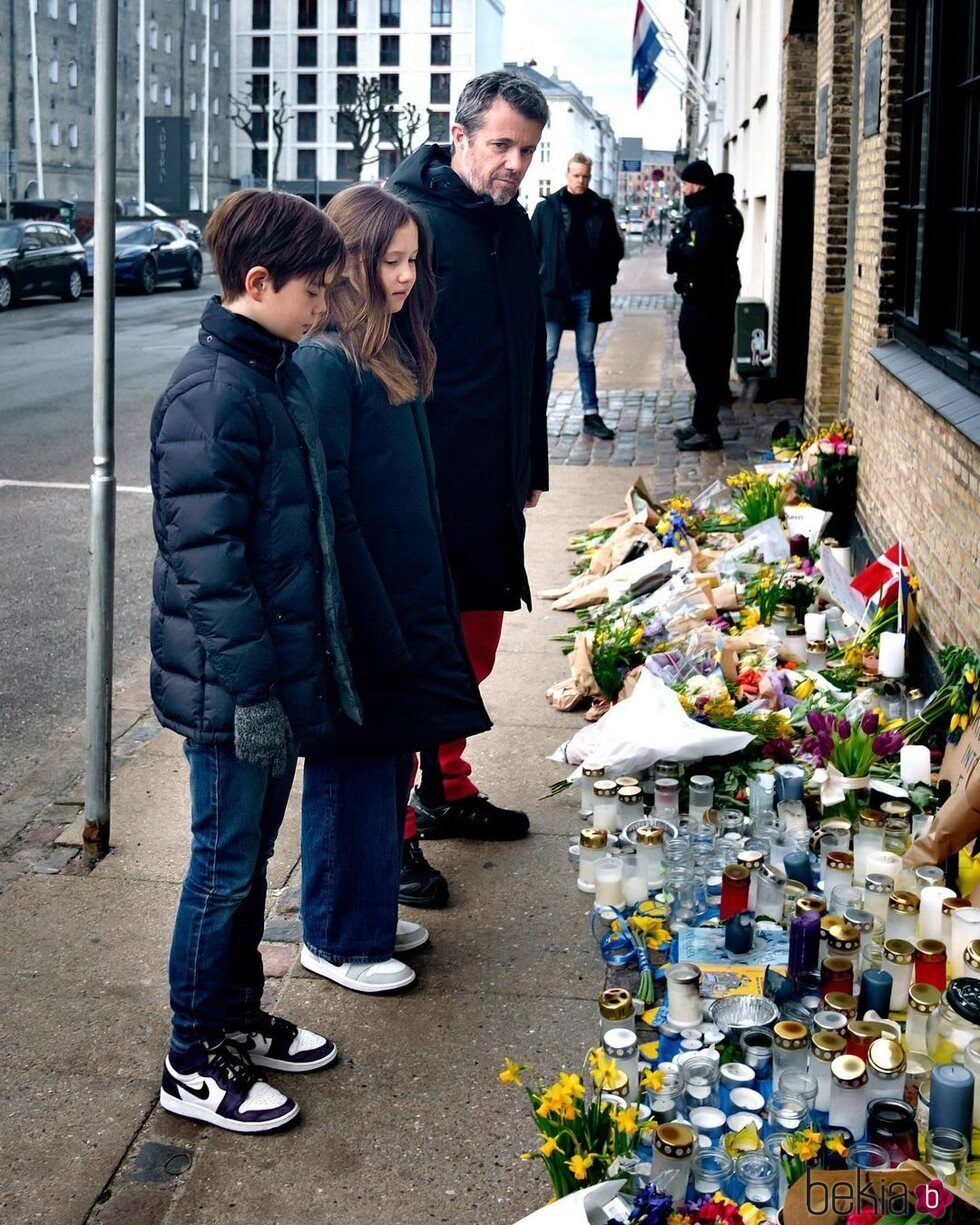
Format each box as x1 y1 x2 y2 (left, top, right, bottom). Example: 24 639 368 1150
861 710 880 735
837 718 851 739
807 710 829 734
873 730 904 758
817 732 835 759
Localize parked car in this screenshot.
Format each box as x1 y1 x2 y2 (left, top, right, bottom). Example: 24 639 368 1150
85 220 203 294
0 219 87 311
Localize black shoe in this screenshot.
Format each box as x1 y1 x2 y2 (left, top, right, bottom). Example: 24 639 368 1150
413 791 530 841
582 413 615 440
676 431 723 452
673 422 697 441
399 836 450 909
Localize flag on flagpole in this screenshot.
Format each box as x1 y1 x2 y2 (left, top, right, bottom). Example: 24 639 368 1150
632 1 662 108
850 542 911 609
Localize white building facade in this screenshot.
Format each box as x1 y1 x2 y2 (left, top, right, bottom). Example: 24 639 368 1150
230 0 504 186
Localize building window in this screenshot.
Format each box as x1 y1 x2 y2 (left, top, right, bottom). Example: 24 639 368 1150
68 122 78 149
380 0 400 28
431 0 451 26
190 139 197 161
253 148 268 179
164 32 172 54
298 0 317 29
379 109 398 142
252 74 269 106
538 180 551 198
336 147 356 178
337 112 358 141
68 60 78 87
297 74 317 104
337 0 356 28
297 149 317 179
252 0 270 28
429 110 449 142
380 35 399 66
297 35 318 66
212 49 220 67
431 34 450 66
212 144 219 163
380 73 399 105
190 41 198 62
213 1 220 18
213 96 220 115
297 111 317 142
252 111 269 142
149 80 158 102
48 0 58 17
149 22 158 50
68 1 77 24
895 0 980 392
539 141 550 162
337 35 356 66
252 37 269 68
190 90 198 110
337 74 357 105
49 57 59 83
190 0 197 10
379 148 398 177
164 84 172 106
49 120 60 146
430 72 450 104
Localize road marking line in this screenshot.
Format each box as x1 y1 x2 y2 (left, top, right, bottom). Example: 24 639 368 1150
0 479 152 494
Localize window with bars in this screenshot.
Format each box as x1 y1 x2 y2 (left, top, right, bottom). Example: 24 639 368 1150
431 0 451 26
337 113 358 141
380 35 399 66
337 35 357 66
252 37 270 68
337 0 356 28
430 72 450 104
297 35 318 66
297 149 317 178
297 74 317 104
337 74 358 105
336 147 356 179
296 111 317 142
298 0 317 29
251 111 269 142
379 148 398 177
253 148 268 179
429 110 449 142
252 0 270 27
380 73 399 105
379 109 398 142
380 0 400 27
431 34 450 66
895 0 980 392
252 74 269 106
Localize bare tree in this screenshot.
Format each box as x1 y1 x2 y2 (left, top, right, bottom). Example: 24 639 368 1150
335 76 429 180
228 80 293 187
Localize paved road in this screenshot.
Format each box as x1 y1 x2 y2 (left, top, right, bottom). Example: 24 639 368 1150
0 276 215 801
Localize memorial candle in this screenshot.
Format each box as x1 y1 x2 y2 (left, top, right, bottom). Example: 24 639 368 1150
789 910 821 978
920 886 956 943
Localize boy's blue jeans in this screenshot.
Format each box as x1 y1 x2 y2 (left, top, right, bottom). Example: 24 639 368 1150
300 753 413 963
544 289 599 410
168 740 297 1055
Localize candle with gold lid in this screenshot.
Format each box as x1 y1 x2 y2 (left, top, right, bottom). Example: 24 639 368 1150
824 850 855 896
830 1054 869 1140
868 1037 907 1101
598 987 634 1037
883 939 915 1011
616 783 643 833
825 991 858 1020
774 1020 810 1075
797 894 827 918
821 955 855 1001
886 890 920 944
906 982 942 1054
577 827 609 892
853 809 886 883
811 1030 847 1110
579 760 605 817
648 1122 696 1205
591 779 618 833
913 939 947 992
828 923 862 977
634 824 665 889
846 1018 881 1062
943 896 974 950
920 885 956 942
951 907 980 978
965 938 980 982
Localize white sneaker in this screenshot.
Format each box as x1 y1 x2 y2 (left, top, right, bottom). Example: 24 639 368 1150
160 1040 299 1134
395 919 429 953
300 944 416 993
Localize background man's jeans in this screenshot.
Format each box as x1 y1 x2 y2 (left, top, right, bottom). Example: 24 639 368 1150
301 753 413 963
169 741 297 1054
545 289 599 411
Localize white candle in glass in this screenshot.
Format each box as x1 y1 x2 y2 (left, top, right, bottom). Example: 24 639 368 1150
863 874 895 924
950 907 980 978
867 851 904 889
591 781 618 833
920 886 956 943
593 856 625 911
878 631 906 679
900 745 932 787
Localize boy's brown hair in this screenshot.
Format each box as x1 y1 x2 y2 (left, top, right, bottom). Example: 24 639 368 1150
205 189 344 297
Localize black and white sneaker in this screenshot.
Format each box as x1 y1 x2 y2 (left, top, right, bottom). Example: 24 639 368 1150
159 1040 299 1134
225 1011 338 1073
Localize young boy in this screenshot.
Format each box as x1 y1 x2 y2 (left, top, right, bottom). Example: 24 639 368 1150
149 189 361 1133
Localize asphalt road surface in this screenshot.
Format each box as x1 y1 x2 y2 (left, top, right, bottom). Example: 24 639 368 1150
0 275 215 800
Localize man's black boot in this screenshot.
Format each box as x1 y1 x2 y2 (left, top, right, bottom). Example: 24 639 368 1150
676 430 723 452
399 836 450 909
582 413 615 440
413 791 530 841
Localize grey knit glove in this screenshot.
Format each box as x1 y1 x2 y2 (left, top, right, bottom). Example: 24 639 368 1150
233 698 295 777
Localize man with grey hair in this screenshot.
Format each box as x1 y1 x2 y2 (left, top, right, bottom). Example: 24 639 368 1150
531 151 624 439
387 72 550 893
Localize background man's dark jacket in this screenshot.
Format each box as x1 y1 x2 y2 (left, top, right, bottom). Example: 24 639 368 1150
294 335 491 753
666 192 742 302
387 143 549 613
530 186 624 325
149 298 360 750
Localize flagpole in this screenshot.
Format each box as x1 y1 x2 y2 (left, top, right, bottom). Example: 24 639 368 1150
639 0 710 102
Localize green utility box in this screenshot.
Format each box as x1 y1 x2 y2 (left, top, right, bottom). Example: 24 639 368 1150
734 297 771 378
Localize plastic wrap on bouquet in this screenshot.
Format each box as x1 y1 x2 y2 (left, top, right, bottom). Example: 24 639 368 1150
550 671 756 777
511 1179 628 1225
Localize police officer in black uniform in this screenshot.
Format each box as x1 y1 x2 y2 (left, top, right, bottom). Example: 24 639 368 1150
667 160 743 451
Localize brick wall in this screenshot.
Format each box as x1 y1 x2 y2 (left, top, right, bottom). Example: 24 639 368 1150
805 0 855 424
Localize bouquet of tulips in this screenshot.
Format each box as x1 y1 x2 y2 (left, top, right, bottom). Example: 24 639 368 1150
800 708 904 775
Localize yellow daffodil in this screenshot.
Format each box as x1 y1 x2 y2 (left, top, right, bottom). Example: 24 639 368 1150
519 1151 534 1161
739 1203 768 1225
740 607 761 629
588 1047 619 1088
558 1071 585 1100
499 1058 524 1086
793 677 814 699
712 1192 736 1206
826 1134 848 1157
538 1136 560 1158
723 1123 763 1159
612 1105 639 1136
566 1152 594 1181
641 1067 665 1093
668 1213 688 1225
844 644 864 667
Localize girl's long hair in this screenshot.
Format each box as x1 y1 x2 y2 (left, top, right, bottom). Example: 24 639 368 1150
314 183 436 404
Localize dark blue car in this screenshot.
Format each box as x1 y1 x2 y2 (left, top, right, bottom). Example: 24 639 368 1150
85 220 203 295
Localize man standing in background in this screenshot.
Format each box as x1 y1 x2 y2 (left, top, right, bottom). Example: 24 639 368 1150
531 152 624 441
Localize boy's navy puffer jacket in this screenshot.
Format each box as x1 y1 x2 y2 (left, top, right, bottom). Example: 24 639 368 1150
149 297 361 749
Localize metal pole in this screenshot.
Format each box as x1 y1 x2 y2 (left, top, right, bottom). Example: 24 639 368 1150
28 0 44 195
138 0 145 212
83 0 118 861
202 0 211 210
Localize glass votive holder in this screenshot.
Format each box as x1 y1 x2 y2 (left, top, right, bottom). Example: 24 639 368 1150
683 1055 721 1112
616 784 644 833
579 760 605 817
719 1062 755 1110
777 1069 819 1115
591 780 619 833
773 1020 810 1075
823 852 855 897
593 855 625 915
765 1091 810 1136
925 1127 969 1185
919 885 956 942
735 1150 779 1208
688 775 715 822
740 1028 775 1080
831 885 865 915
845 1141 891 1172
690 1146 735 1196
960 1160 980 1199
882 939 915 1011
729 1087 766 1118
885 891 920 945
950 907 980 978
654 777 681 820
689 1105 727 1144
866 1097 920 1165
863 873 895 924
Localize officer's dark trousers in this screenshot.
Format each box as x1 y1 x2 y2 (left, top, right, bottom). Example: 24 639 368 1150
678 294 736 437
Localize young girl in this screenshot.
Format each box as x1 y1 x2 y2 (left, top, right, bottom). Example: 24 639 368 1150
294 184 490 993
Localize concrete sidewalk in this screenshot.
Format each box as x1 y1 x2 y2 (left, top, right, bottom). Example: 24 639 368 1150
0 246 800 1225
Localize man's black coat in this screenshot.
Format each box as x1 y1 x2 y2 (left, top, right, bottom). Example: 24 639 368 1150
530 186 624 325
